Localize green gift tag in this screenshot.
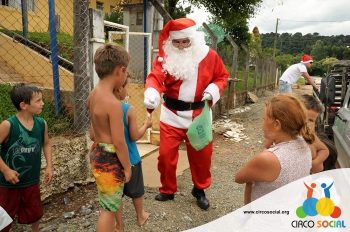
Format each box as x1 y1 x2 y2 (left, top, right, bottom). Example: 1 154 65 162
186 101 213 151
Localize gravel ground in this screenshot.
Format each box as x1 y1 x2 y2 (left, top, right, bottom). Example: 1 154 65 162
13 90 278 232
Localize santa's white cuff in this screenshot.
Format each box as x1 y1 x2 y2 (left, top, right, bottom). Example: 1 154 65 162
204 83 220 105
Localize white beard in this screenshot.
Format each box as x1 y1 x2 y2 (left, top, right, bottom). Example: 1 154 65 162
162 33 206 81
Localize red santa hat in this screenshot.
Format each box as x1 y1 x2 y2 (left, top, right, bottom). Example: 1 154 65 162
157 18 197 62
301 54 313 64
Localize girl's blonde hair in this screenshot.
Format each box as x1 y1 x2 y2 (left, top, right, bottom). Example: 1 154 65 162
265 94 315 144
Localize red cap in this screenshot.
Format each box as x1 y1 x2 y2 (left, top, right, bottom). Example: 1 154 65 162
301 54 313 64
157 18 196 62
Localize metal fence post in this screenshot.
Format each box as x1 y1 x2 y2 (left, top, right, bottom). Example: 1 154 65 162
202 23 218 51
21 0 28 39
253 58 258 92
73 0 91 134
89 9 105 87
48 0 62 116
202 23 220 116
143 0 149 82
226 35 239 111
241 44 249 92
148 0 172 22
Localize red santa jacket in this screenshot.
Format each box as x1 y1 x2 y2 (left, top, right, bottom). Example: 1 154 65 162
145 46 229 129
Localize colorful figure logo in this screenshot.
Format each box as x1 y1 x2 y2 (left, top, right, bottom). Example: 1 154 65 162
296 181 341 219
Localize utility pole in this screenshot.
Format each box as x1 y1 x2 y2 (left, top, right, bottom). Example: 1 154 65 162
273 18 279 58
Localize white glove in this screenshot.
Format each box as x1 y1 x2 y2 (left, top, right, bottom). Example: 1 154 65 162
144 88 160 109
144 97 157 109
201 92 213 101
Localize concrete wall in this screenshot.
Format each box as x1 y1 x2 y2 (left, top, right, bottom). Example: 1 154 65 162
39 135 93 200
0 0 51 33
0 32 73 90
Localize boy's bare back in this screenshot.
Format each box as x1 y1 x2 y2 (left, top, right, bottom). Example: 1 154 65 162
88 86 122 144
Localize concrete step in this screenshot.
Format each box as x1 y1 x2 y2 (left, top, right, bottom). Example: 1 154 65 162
0 59 26 84
137 143 159 159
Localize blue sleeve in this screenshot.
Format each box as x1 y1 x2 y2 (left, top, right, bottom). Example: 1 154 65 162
121 103 130 126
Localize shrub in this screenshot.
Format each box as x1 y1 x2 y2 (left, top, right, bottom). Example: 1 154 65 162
0 84 72 135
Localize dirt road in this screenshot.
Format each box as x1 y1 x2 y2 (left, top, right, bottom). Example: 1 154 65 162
13 86 313 232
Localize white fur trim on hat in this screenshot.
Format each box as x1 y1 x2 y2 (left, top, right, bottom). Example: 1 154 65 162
301 60 313 64
169 25 196 39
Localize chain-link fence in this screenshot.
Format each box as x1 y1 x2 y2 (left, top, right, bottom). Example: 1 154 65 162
215 36 277 116
0 0 104 136
107 26 152 83
0 0 76 136
73 0 90 135
0 0 277 137
198 25 277 117
105 20 153 142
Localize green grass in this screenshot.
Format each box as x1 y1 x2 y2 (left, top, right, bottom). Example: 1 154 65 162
235 71 256 91
0 84 17 120
0 29 73 61
25 31 73 61
224 64 275 92
0 84 72 135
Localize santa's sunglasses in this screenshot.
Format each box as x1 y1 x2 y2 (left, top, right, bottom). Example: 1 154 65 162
172 39 191 47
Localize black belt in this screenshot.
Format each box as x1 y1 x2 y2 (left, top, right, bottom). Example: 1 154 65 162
163 95 204 111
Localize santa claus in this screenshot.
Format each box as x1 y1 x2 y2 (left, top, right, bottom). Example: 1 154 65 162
144 18 228 210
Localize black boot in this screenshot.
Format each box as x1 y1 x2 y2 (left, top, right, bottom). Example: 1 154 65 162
191 187 210 210
155 193 175 201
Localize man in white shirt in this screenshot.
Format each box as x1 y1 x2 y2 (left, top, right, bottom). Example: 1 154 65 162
279 54 317 93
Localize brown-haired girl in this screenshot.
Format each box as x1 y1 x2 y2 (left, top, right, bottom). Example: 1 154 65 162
235 94 315 204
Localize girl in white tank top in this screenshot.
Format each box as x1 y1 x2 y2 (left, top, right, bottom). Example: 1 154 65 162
235 94 315 204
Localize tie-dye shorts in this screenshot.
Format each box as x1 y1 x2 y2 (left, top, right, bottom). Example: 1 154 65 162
90 143 125 212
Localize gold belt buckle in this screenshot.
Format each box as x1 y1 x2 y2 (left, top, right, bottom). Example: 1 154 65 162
188 102 192 110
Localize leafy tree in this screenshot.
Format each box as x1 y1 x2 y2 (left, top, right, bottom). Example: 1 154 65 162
105 11 123 24
343 47 350 59
311 40 328 61
248 26 262 60
309 57 338 76
261 32 350 60
152 0 262 44
104 9 123 42
190 0 263 44
321 57 339 73
275 54 300 71
164 0 192 20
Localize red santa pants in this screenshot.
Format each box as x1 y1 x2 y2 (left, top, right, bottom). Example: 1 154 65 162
158 122 213 194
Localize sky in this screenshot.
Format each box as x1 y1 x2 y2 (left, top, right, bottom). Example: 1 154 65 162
188 0 350 36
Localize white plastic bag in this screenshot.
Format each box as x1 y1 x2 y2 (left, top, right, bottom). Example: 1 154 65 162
0 206 12 230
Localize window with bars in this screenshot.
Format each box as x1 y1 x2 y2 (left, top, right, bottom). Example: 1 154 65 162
1 0 8 6
1 0 35 12
96 1 103 11
136 12 143 25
